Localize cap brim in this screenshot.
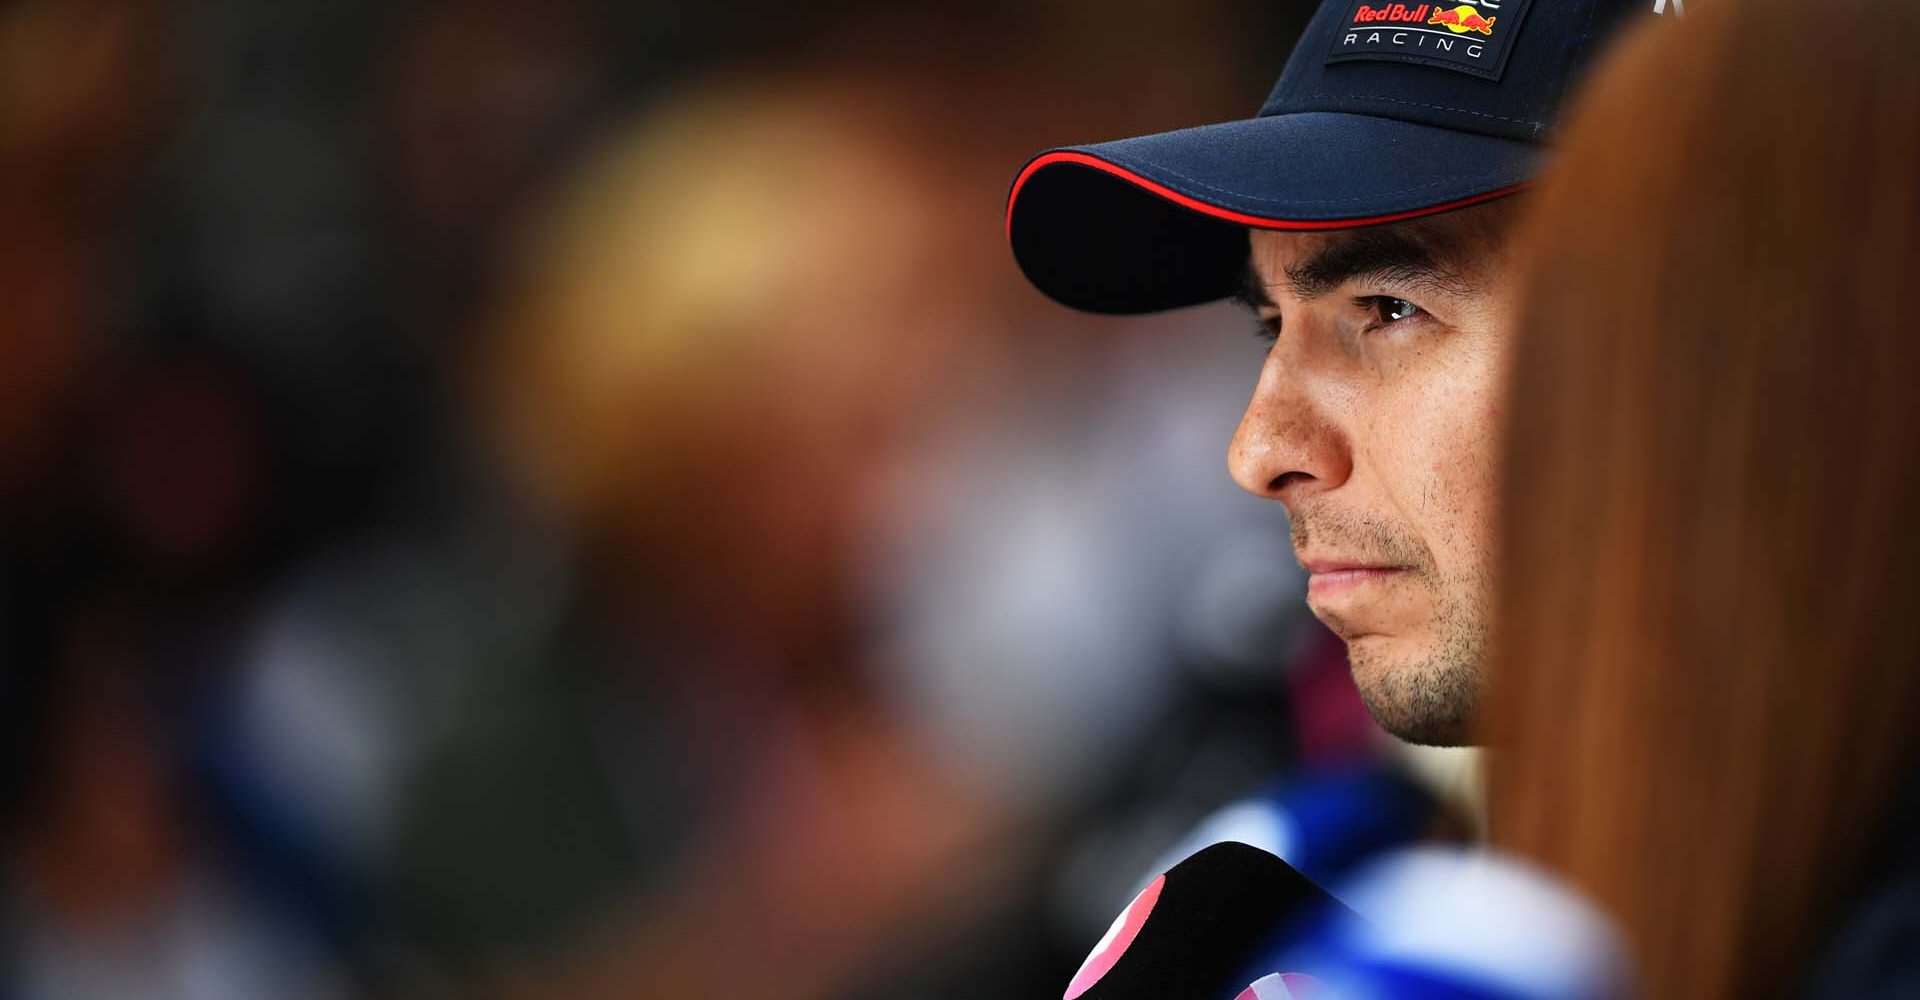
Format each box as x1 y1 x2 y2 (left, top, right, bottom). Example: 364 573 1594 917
1006 112 1538 315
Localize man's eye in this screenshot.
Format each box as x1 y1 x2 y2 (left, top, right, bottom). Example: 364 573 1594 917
1363 296 1425 325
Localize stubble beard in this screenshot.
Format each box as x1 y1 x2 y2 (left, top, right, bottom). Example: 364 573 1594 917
1294 512 1490 747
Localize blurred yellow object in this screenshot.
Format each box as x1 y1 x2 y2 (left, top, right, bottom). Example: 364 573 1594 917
480 81 944 539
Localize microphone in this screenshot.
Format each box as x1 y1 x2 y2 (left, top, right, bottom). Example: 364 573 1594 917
1063 841 1353 1000
1227 846 1629 1000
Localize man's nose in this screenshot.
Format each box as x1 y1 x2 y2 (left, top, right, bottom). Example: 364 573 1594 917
1227 349 1350 504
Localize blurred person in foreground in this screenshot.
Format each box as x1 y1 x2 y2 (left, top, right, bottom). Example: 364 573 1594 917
1486 0 1920 997
1006 0 1669 748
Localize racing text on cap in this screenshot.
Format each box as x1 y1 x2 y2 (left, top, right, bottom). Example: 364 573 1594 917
1325 0 1534 80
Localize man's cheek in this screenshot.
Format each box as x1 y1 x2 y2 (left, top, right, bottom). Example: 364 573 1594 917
1420 457 1494 575
1422 404 1500 521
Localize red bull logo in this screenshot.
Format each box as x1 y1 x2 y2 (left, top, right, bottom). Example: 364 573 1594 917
1328 0 1525 80
1352 3 1432 24
1428 4 1497 34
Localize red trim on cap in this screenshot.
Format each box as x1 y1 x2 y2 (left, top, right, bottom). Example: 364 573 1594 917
1005 150 1528 239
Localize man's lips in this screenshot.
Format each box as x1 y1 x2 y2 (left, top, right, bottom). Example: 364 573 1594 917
1301 558 1408 598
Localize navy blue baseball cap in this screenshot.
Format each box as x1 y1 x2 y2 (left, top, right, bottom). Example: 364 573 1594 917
1007 0 1660 314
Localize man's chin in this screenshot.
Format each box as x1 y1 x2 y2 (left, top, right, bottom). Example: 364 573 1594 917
1343 632 1481 747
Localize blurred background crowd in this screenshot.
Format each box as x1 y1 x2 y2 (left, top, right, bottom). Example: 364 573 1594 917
0 1 1467 997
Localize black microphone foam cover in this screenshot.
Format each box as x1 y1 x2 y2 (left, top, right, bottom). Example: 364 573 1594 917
1065 841 1350 1000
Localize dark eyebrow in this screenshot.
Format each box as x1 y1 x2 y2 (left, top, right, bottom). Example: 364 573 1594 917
1281 227 1472 301
1234 200 1518 316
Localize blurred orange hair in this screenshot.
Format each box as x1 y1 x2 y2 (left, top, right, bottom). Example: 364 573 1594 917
1486 2 1920 998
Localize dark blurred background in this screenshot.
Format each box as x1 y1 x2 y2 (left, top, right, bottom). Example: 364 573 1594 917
0 1 1460 997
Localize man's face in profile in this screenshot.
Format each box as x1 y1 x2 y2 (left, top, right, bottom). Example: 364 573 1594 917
1228 203 1517 746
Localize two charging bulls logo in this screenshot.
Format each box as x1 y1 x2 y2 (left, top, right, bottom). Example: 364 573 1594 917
1428 4 1496 34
